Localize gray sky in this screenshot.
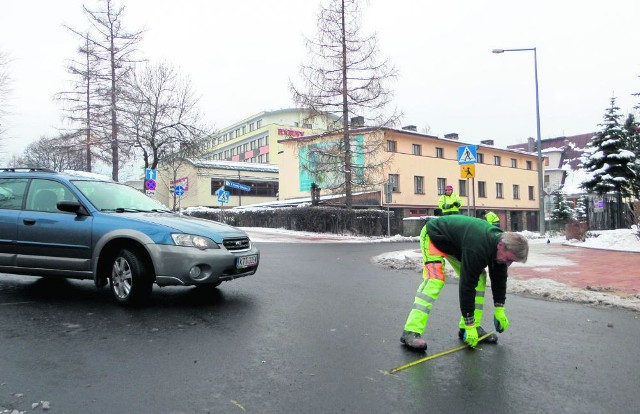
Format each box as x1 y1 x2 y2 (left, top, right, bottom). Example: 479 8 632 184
1 0 639 164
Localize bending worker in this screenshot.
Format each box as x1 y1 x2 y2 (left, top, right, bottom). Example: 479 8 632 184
483 209 500 227
438 185 462 215
400 215 529 350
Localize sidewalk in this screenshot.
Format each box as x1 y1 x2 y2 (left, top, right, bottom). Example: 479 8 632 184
510 242 640 297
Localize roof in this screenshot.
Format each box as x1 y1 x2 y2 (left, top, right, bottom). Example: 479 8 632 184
278 126 539 157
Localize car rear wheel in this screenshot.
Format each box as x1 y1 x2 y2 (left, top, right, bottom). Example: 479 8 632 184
109 248 152 305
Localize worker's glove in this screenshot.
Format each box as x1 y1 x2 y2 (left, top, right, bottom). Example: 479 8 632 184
453 202 461 208
494 307 510 333
464 325 479 348
463 317 478 348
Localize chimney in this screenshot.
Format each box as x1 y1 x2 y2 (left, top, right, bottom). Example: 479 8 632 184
402 125 417 131
350 116 365 127
444 133 459 140
480 139 494 146
527 137 536 152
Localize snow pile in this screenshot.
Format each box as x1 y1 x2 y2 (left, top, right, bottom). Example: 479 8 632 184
565 226 640 252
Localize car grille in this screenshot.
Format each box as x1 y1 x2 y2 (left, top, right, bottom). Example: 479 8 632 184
223 237 251 251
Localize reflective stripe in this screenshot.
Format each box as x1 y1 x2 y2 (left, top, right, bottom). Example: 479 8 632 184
412 303 430 314
475 290 485 297
416 291 436 304
475 303 484 310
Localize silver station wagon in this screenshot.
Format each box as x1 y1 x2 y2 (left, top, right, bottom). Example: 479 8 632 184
0 168 259 305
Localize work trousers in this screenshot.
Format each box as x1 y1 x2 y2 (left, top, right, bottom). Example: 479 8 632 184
404 234 487 335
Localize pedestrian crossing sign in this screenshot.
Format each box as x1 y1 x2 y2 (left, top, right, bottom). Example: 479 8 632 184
457 145 477 165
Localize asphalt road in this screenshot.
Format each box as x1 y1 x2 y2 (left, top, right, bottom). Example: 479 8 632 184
1 242 639 413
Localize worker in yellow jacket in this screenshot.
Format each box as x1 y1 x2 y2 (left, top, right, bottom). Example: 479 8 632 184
482 210 500 227
438 185 463 215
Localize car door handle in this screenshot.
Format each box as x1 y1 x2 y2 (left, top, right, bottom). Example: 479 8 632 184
23 218 36 225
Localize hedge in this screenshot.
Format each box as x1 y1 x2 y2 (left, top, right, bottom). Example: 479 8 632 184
182 206 397 237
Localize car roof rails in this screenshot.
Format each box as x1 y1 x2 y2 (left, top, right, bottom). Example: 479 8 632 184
0 167 58 173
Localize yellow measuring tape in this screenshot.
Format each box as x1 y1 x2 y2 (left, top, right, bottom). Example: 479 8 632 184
389 330 497 374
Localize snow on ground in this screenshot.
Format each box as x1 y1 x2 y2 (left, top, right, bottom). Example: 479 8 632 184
242 225 640 312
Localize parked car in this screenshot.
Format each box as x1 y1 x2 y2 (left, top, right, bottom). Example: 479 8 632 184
0 168 259 305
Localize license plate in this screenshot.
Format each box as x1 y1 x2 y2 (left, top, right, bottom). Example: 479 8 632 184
237 255 258 269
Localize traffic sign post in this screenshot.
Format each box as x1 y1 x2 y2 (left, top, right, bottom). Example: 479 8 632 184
145 168 157 180
458 145 477 215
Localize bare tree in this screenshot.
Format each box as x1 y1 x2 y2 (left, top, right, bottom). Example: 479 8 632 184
0 49 11 151
290 0 400 208
56 31 108 172
120 62 210 172
21 134 86 171
68 0 144 181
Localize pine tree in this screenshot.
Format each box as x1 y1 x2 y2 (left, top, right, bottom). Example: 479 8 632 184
623 113 640 199
550 189 575 225
574 195 588 222
581 98 636 197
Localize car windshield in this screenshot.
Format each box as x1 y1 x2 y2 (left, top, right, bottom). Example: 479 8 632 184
72 180 170 212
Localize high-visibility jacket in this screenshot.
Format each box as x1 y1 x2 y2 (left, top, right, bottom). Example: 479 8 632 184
485 211 500 226
438 193 463 215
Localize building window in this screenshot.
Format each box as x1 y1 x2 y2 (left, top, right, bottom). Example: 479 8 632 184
478 181 486 198
242 126 246 135
513 184 520 200
477 153 484 163
526 160 532 170
544 174 549 186
458 179 467 197
412 144 422 156
414 176 424 194
436 147 444 158
387 140 397 152
256 120 262 128
511 158 517 168
437 177 446 195
303 123 312 129
249 122 255 131
494 155 501 166
496 182 504 198
388 174 399 192
529 186 535 200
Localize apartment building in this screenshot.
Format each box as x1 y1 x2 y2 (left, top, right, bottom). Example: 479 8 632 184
199 108 341 165
279 125 542 231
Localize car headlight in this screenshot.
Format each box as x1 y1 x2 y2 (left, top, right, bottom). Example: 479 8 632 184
171 234 219 250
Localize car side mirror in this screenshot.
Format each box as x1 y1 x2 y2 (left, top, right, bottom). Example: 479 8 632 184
57 200 89 216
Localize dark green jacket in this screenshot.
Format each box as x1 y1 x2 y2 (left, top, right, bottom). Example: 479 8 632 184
426 215 508 317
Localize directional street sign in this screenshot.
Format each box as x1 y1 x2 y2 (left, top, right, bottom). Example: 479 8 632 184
457 145 477 165
174 185 185 196
145 179 157 190
224 180 251 192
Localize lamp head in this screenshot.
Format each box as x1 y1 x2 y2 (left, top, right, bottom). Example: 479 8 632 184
492 49 505 54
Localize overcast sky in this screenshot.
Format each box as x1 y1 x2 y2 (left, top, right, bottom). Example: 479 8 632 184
1 0 639 165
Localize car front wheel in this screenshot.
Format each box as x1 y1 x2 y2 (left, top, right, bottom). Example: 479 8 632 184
109 248 153 305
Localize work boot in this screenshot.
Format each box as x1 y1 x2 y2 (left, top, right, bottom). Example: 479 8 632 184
458 326 498 344
400 330 428 351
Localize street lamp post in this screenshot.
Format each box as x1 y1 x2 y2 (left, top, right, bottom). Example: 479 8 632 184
492 47 545 236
